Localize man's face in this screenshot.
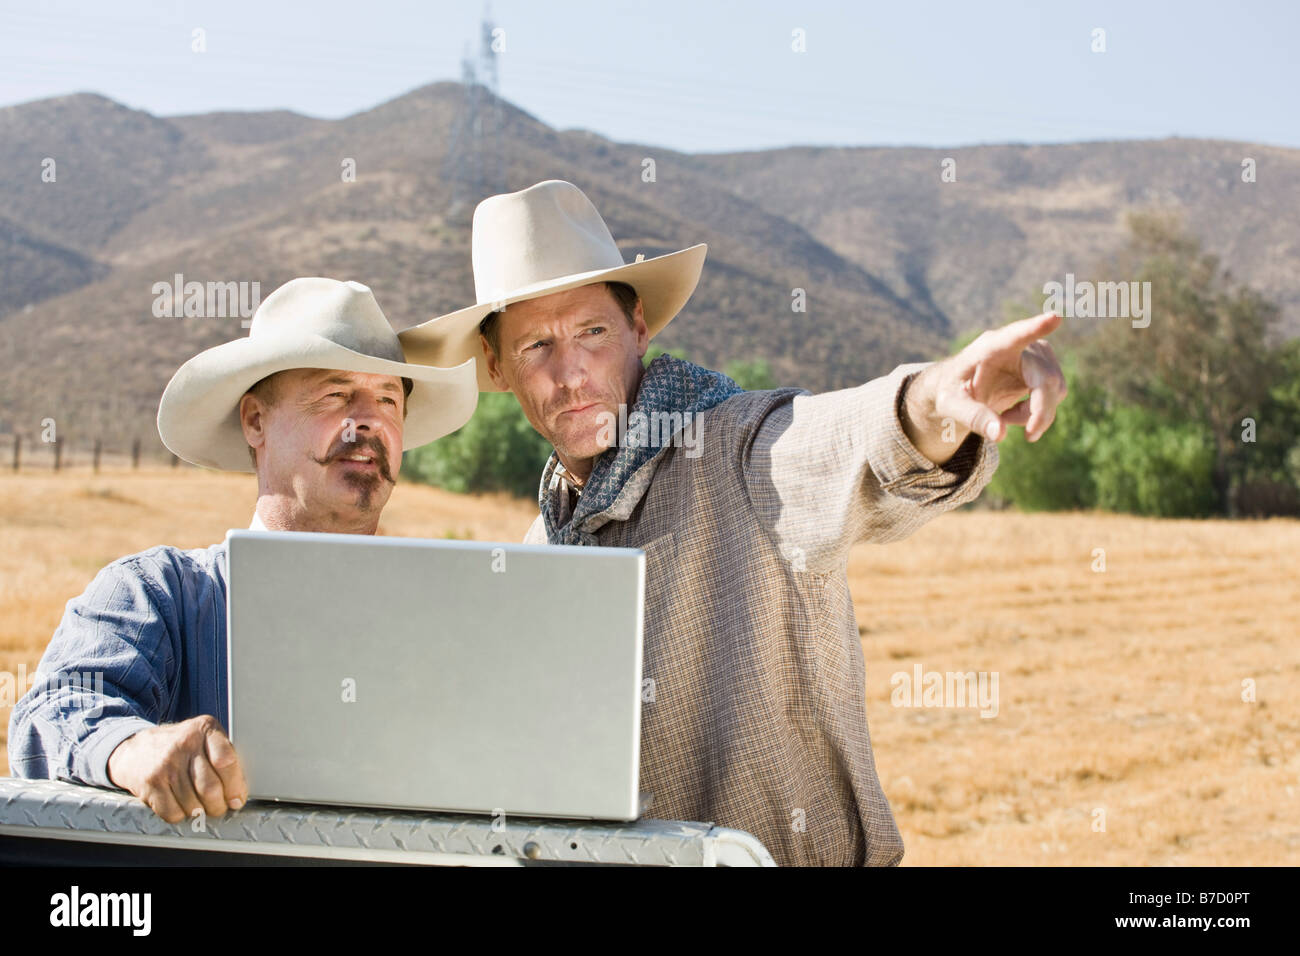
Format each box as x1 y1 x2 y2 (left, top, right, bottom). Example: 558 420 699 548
483 283 648 472
240 368 405 527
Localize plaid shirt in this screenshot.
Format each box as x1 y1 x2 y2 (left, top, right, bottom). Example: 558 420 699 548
526 362 999 866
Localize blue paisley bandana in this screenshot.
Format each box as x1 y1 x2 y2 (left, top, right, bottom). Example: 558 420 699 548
539 354 744 546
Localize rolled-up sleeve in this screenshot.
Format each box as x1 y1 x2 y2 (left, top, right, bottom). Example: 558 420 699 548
7 556 178 790
742 362 999 574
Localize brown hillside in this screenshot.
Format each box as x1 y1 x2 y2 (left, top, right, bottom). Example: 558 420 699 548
1 84 1296 452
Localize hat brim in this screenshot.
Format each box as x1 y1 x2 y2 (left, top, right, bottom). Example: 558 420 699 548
399 243 707 392
157 330 478 472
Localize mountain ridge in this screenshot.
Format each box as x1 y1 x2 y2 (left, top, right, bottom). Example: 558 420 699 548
1 83 1295 452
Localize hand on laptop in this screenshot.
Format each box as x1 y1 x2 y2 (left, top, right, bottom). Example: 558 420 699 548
106 715 249 824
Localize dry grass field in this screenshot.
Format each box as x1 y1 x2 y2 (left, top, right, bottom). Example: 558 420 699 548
2 468 1297 865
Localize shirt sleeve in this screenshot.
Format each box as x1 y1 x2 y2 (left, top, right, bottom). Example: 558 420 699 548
6 553 180 790
740 362 999 575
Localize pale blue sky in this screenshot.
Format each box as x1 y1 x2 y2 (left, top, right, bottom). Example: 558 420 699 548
2 0 1296 152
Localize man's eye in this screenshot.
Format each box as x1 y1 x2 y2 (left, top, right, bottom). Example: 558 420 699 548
381 396 397 405
586 327 605 335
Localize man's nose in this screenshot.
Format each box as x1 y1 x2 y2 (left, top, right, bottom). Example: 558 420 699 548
552 342 589 391
343 393 390 437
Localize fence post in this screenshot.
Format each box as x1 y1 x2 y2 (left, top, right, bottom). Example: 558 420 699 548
93 439 102 474
11 434 18 472
171 452 180 468
131 438 141 469
53 437 62 472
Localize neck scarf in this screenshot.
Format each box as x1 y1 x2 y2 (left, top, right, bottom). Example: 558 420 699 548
539 355 743 546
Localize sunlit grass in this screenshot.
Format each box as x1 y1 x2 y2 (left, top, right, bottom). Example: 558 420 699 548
2 469 1296 865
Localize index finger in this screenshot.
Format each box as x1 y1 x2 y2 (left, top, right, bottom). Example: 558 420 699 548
204 724 248 809
988 311 1062 353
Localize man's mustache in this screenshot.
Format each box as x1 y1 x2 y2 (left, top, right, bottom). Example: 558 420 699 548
311 435 395 483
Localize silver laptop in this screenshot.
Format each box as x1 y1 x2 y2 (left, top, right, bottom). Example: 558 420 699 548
224 529 645 821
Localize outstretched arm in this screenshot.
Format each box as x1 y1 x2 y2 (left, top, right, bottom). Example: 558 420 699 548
742 311 1067 574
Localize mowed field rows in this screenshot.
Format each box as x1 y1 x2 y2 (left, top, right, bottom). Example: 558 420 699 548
2 469 1297 865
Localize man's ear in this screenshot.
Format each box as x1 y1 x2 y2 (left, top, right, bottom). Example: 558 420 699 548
480 333 510 391
239 392 268 459
632 299 649 359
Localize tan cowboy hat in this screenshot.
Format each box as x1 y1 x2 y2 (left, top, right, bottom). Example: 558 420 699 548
157 277 478 472
399 180 707 391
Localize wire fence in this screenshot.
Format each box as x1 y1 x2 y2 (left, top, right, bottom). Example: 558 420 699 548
2 435 189 473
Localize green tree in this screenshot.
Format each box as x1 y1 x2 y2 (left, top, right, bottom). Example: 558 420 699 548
1080 210 1283 515
1240 337 1300 488
645 344 688 362
1078 404 1217 517
722 358 777 391
986 352 1098 511
401 391 552 499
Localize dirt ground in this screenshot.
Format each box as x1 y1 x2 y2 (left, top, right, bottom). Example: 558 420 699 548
2 469 1296 865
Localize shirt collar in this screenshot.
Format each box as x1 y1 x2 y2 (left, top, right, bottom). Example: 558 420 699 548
249 510 268 531
554 460 584 497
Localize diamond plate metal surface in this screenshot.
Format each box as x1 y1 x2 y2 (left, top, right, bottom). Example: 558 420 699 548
0 778 774 866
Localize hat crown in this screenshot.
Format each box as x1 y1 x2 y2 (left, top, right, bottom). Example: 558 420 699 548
470 180 626 304
250 277 405 363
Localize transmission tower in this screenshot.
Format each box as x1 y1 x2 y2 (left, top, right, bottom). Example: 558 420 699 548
444 8 507 222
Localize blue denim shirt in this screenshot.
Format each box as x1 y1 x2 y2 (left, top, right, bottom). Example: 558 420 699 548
7 540 230 790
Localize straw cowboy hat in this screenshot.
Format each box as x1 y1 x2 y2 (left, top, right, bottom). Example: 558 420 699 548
157 277 478 472
399 180 708 391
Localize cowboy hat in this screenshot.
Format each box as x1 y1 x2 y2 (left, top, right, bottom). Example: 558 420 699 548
157 277 478 472
399 180 707 391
